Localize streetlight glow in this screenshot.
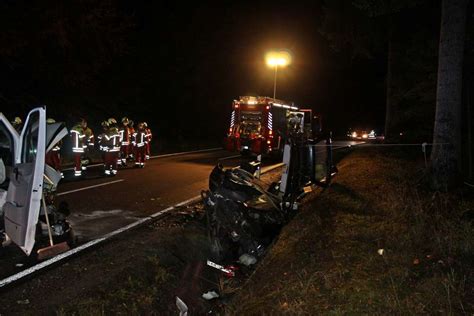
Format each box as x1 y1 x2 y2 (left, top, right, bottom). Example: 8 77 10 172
265 51 291 68
265 50 292 100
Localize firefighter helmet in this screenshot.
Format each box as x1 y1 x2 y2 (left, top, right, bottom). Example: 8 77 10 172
46 118 56 124
129 120 134 128
101 120 110 128
122 117 129 124
143 122 148 128
108 118 117 125
11 117 22 125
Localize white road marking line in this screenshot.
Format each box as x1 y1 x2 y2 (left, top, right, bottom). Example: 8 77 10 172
63 147 223 171
0 161 283 289
217 154 241 161
57 179 124 196
150 147 222 159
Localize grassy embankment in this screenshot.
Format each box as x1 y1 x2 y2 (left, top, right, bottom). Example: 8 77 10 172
228 148 474 314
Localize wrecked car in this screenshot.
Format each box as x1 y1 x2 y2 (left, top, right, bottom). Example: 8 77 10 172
203 133 337 262
0 107 72 258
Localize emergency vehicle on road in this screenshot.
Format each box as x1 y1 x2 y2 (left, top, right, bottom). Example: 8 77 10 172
224 96 318 155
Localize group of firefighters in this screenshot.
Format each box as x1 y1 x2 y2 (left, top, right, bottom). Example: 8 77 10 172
70 117 152 176
11 116 153 177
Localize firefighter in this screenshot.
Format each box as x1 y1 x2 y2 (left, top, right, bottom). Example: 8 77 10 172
144 122 152 160
45 118 63 176
98 121 119 176
128 120 135 160
70 118 94 177
109 118 121 173
132 122 147 168
11 117 22 133
118 117 131 166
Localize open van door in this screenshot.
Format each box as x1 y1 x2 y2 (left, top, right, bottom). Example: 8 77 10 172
0 113 20 167
3 107 46 255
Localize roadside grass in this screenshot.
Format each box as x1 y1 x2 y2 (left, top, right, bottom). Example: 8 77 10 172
56 254 175 316
227 147 474 315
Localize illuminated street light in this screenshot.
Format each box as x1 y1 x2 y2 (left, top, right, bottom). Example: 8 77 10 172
265 51 291 100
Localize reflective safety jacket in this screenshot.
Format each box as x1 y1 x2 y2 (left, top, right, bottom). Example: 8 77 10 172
98 127 121 152
71 125 94 153
71 125 84 153
118 126 131 146
84 128 94 148
145 128 152 143
132 129 147 147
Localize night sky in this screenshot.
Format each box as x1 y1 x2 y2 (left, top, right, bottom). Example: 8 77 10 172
1 0 463 143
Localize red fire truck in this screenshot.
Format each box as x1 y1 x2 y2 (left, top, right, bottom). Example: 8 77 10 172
225 96 318 155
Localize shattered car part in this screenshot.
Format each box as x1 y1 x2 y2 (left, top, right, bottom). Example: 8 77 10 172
238 253 257 266
176 296 188 316
202 290 219 300
207 260 236 277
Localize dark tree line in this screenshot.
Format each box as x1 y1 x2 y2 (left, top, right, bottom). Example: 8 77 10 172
320 0 472 188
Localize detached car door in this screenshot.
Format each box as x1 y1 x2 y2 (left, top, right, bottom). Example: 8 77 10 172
4 107 46 255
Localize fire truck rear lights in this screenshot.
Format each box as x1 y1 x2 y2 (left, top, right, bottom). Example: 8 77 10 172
234 104 239 109
267 140 271 144
269 130 273 135
265 105 270 110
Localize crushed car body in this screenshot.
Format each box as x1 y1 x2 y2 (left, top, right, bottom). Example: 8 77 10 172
202 133 337 262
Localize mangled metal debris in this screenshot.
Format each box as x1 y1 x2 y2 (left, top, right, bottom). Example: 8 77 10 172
238 254 257 266
202 133 337 262
176 296 189 316
207 260 237 277
202 290 220 300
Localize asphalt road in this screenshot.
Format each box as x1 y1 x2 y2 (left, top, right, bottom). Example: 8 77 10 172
57 149 253 240
56 141 363 241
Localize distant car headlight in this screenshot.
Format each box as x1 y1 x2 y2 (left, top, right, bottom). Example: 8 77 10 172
351 132 357 138
362 133 368 139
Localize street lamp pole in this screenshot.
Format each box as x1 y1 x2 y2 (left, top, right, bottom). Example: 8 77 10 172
273 64 278 100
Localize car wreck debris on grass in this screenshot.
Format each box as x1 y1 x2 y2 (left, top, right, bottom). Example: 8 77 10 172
199 133 338 311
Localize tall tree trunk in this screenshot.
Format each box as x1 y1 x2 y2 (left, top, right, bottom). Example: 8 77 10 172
430 0 469 189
